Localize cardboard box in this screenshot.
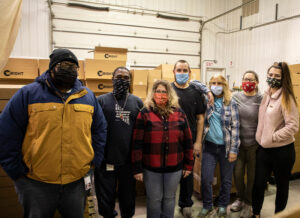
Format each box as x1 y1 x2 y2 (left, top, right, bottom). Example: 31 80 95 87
289 64 300 85
132 70 148 86
85 59 126 79
292 84 300 112
148 69 161 84
0 85 24 99
85 79 113 93
155 64 174 82
147 83 154 94
38 59 85 80
0 100 9 112
0 58 38 80
191 68 201 81
132 85 147 98
0 79 34 85
93 47 128 62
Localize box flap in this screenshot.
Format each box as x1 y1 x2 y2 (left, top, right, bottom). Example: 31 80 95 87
94 47 128 53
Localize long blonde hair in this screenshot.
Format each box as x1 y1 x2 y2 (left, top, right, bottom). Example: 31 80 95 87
209 74 232 106
144 80 179 116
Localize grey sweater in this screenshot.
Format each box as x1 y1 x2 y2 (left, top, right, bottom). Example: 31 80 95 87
232 91 263 147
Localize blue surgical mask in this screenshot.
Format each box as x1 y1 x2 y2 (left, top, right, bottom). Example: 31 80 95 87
211 85 223 96
175 73 189 85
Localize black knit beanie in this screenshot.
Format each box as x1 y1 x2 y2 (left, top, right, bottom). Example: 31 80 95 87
49 48 79 70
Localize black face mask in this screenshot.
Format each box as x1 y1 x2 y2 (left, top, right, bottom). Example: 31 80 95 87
52 68 77 90
113 78 130 99
266 77 282 88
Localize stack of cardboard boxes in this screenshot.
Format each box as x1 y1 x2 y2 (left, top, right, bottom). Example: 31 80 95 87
0 58 39 217
289 64 300 174
85 47 127 96
0 58 39 112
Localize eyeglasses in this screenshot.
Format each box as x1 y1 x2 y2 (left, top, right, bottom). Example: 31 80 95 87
155 90 167 94
57 61 79 71
243 78 256 82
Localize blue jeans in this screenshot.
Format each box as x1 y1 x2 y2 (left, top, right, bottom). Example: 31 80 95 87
14 176 86 218
144 169 182 218
201 140 234 209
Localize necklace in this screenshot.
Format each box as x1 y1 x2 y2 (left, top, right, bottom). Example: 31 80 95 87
113 93 129 119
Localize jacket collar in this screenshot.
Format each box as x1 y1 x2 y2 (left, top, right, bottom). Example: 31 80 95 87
265 87 282 100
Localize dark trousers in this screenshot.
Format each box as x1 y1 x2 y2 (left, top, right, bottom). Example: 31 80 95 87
94 163 136 218
252 143 295 215
178 172 194 208
14 176 86 218
234 145 257 204
201 141 235 209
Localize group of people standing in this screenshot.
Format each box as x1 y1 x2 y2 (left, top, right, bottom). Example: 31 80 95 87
0 48 298 218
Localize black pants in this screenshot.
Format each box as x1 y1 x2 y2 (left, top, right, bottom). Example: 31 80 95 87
178 171 194 208
94 163 136 218
252 143 295 215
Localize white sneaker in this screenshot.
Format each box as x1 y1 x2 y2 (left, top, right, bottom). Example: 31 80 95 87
230 199 244 212
240 204 253 218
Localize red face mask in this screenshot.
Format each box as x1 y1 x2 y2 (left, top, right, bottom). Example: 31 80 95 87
242 81 256 93
154 93 168 106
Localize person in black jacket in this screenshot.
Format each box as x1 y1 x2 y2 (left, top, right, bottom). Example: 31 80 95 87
94 67 143 218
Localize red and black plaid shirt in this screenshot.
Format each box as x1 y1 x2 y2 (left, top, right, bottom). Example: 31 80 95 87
131 107 194 174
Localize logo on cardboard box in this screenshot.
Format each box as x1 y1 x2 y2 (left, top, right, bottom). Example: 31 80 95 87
97 71 113 77
3 70 24 76
97 84 113 90
104 54 118 59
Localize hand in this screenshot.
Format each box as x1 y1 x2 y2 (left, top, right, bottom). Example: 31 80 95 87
182 170 191 178
207 91 214 106
193 142 202 157
134 173 143 182
228 153 237 162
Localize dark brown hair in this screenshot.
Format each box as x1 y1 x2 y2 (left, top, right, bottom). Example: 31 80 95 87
268 62 297 111
243 70 259 91
173 60 191 72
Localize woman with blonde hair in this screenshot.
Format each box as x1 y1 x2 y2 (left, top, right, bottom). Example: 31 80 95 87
131 80 194 218
252 62 299 217
198 74 240 218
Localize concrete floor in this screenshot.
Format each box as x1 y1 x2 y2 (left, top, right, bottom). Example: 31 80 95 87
127 179 300 218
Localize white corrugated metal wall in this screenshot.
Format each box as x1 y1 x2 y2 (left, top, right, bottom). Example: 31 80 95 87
202 0 300 90
11 0 206 69
10 0 300 89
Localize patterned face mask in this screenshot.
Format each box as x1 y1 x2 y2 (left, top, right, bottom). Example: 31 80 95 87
113 78 130 99
242 81 256 93
154 93 168 106
266 77 282 88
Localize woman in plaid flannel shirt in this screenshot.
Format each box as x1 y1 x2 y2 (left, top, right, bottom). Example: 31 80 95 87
198 74 240 218
131 80 194 218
